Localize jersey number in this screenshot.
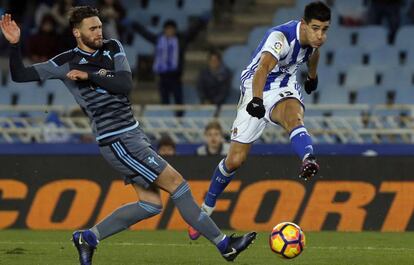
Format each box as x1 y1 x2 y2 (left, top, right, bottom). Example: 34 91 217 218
279 91 294 98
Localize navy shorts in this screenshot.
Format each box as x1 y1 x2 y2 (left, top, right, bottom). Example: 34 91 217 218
98 127 168 188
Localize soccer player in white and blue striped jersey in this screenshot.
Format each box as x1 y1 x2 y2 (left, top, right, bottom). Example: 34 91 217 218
189 1 331 240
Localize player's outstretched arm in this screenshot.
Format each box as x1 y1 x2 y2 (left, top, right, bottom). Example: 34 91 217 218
1 14 41 82
246 52 278 119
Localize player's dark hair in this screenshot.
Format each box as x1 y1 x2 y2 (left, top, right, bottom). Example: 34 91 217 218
68 6 100 28
303 1 331 23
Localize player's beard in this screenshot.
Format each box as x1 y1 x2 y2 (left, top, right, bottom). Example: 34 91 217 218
81 35 103 50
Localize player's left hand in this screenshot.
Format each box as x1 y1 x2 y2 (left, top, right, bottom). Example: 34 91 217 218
67 70 88 81
304 75 318 95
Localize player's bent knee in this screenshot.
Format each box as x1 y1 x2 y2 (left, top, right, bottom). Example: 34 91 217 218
156 164 185 194
138 201 163 217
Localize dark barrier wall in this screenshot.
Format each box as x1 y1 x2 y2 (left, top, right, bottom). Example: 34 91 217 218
0 155 413 231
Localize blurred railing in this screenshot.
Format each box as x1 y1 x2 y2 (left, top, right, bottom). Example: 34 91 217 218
0 104 414 143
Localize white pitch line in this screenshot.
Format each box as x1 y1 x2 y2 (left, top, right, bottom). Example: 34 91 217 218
0 241 413 252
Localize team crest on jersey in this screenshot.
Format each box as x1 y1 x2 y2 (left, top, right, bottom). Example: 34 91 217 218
98 69 108 77
232 127 238 137
273 41 283 54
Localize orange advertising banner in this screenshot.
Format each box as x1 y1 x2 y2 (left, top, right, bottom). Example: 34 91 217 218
0 156 413 231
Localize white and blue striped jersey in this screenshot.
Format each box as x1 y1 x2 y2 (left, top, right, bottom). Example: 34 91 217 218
240 20 315 93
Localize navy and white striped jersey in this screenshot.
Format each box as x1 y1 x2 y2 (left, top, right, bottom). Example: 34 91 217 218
32 39 136 141
240 20 315 93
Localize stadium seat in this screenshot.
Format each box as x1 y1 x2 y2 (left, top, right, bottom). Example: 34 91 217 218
356 26 388 49
182 0 212 16
318 85 350 104
355 86 387 105
332 47 364 68
272 7 301 25
367 46 400 71
323 27 354 50
18 88 48 105
380 67 413 89
223 45 251 72
42 80 77 107
318 66 341 87
147 0 179 14
183 86 200 104
394 87 414 104
344 66 377 90
247 26 268 51
0 87 12 105
394 25 414 53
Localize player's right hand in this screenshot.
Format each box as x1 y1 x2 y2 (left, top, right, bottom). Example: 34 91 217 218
0 14 21 44
246 97 265 119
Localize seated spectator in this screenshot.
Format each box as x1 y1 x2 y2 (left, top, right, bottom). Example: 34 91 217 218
157 135 176 156
197 50 231 106
25 14 60 63
197 120 229 156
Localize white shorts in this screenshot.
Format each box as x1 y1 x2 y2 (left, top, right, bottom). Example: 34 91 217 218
230 84 304 143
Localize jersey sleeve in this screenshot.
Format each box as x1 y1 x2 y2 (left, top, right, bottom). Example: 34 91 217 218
261 31 290 62
111 39 131 73
32 60 65 81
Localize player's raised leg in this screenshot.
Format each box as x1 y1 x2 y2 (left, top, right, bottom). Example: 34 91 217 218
271 98 319 179
156 164 257 261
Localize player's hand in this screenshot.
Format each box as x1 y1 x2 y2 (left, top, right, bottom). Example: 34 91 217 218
0 14 21 44
304 75 318 95
67 70 89 81
246 97 265 119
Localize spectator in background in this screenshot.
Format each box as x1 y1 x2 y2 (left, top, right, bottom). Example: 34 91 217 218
98 0 126 39
49 0 77 52
157 134 176 156
132 16 209 116
25 14 60 63
368 0 402 43
197 120 229 156
197 50 231 106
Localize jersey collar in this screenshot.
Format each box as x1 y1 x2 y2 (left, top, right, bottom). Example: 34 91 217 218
74 47 99 57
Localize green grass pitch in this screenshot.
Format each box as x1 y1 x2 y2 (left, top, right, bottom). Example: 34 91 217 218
0 230 413 265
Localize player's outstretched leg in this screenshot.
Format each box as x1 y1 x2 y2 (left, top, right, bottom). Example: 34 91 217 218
72 200 162 264
72 230 99 265
156 163 255 261
188 158 236 240
289 125 319 180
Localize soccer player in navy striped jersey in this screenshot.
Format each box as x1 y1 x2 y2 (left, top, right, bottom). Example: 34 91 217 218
189 1 330 240
0 7 256 265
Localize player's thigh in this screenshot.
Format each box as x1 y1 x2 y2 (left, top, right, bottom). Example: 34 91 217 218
99 128 168 190
231 92 267 144
132 183 163 206
271 98 304 130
